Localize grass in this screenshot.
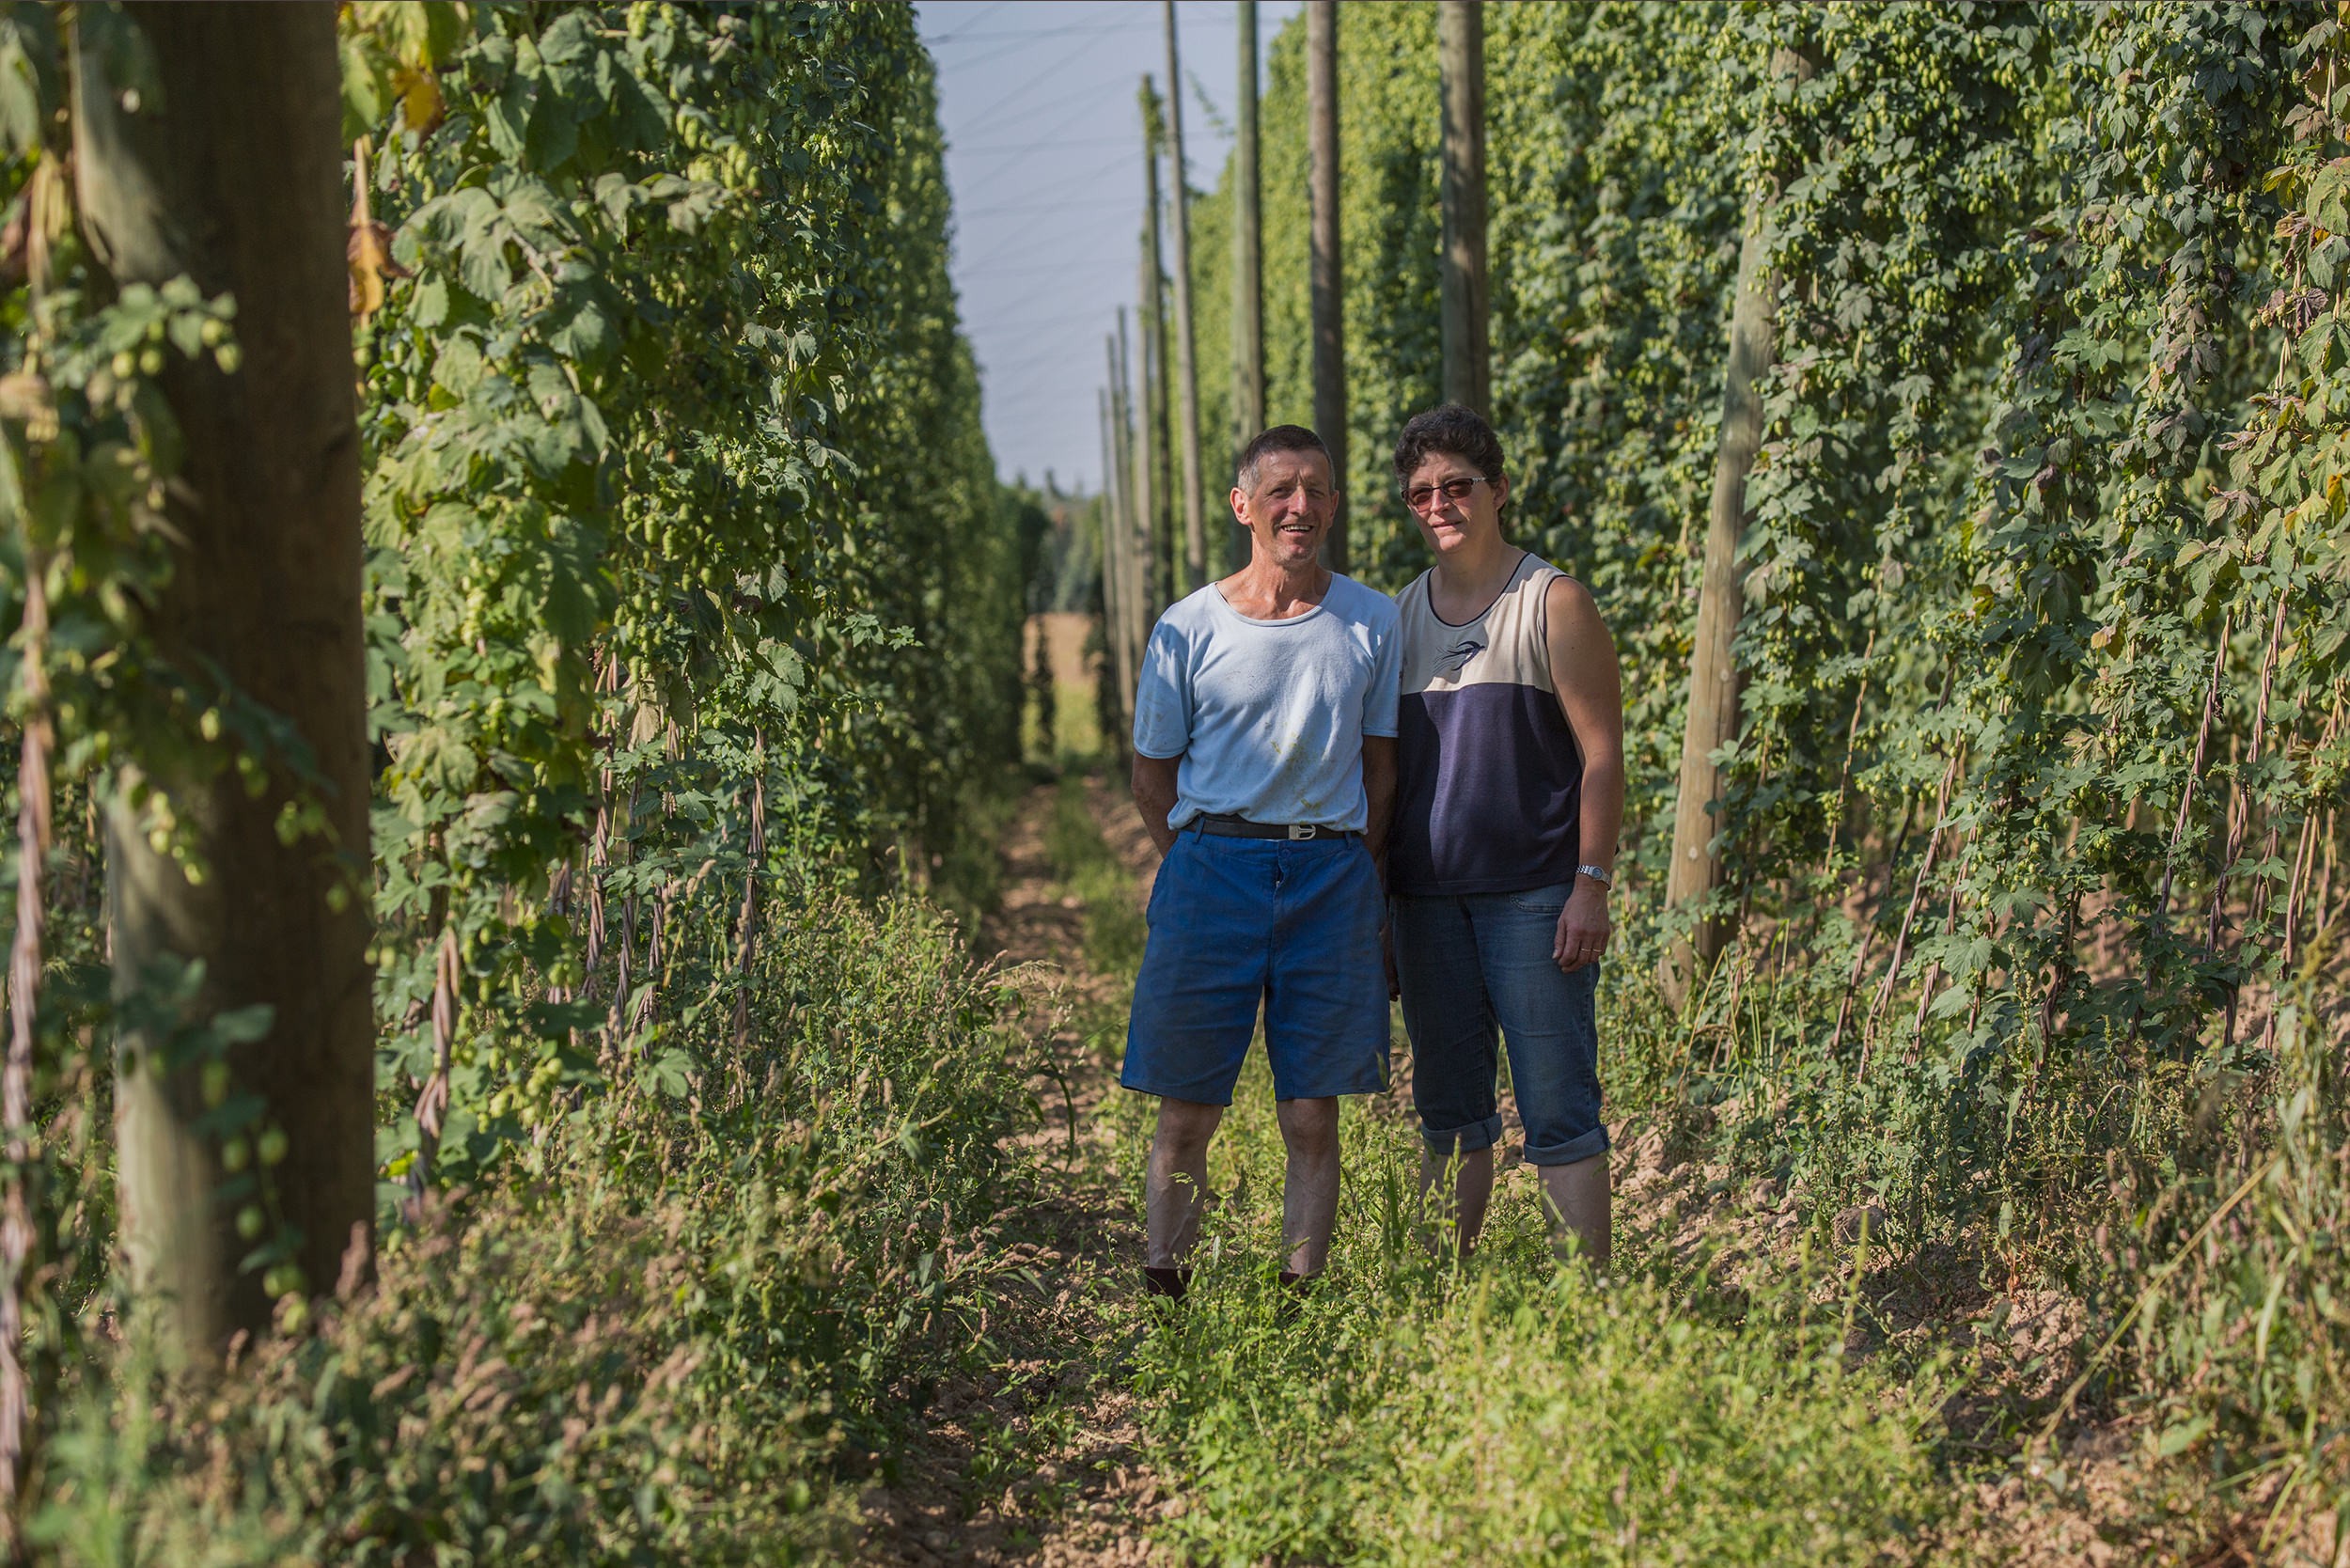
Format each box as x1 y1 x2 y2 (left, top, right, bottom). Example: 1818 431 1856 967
1043 785 1952 1564
58 763 2341 1563
1102 1058 1949 1565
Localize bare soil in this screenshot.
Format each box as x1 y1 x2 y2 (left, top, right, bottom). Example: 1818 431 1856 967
857 776 1168 1567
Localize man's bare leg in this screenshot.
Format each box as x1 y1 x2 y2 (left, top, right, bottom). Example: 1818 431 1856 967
1538 1152 1611 1270
1147 1097 1224 1268
1418 1143 1495 1259
1275 1096 1340 1278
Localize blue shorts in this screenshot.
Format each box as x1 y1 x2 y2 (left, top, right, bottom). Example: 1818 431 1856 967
1122 827 1389 1105
1392 884 1608 1167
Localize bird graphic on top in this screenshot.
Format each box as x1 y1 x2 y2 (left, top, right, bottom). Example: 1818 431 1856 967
1436 635 1485 678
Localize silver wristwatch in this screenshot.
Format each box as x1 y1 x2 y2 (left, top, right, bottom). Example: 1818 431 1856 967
1575 864 1613 889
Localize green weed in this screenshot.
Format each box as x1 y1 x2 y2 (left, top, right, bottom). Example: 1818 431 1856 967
38 883 1036 1566
1120 1058 1947 1565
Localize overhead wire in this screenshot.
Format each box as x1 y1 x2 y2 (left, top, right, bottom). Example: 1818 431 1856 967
945 141 1140 211
920 0 1010 44
925 0 1277 482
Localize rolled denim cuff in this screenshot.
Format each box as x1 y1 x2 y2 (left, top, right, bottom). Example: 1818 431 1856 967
1524 1124 1610 1168
1420 1112 1505 1158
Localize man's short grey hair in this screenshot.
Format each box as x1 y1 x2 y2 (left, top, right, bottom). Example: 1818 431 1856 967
1234 424 1333 492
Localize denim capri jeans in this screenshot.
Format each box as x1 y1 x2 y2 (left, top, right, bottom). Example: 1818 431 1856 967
1392 883 1608 1166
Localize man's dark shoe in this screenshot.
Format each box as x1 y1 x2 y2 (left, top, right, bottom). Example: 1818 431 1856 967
1143 1265 1193 1302
1277 1268 1317 1321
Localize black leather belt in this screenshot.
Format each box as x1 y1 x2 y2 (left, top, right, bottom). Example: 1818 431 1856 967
1195 813 1355 841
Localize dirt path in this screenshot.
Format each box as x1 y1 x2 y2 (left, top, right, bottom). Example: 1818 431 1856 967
858 776 1168 1567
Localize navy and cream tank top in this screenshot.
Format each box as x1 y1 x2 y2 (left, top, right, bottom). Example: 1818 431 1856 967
1390 553 1583 896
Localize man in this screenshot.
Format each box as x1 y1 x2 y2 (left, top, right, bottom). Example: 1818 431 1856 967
1386 404 1625 1266
1124 424 1399 1300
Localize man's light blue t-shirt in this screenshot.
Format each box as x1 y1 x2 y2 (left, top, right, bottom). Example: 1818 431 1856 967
1132 574 1402 833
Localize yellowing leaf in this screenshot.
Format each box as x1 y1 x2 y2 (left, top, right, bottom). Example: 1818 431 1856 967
394 65 445 134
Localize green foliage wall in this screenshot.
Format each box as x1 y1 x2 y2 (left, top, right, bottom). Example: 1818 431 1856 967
350 0 1022 1184
1180 0 2345 1254
1186 5 1754 836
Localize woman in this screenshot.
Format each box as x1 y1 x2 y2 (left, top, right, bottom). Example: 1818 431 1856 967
1386 403 1625 1265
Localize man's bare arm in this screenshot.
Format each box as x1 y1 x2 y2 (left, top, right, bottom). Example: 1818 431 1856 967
1132 751 1183 855
1361 734 1397 883
1545 575 1625 971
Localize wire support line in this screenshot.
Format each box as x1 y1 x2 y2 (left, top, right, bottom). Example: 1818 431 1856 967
963 194 1140 218
948 88 1154 163
921 0 1010 44
965 300 1136 337
931 19 1157 46
926 0 1242 47
946 143 1142 212
982 385 1113 415
954 252 1136 282
954 243 1132 280
949 158 1142 214
947 27 1144 126
945 8 1248 146
978 339 1118 384
952 219 1135 276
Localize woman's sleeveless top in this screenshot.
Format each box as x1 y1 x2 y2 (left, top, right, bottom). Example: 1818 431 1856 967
1390 553 1584 896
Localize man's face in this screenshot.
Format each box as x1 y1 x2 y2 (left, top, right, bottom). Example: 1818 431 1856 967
1404 451 1508 557
1231 448 1337 569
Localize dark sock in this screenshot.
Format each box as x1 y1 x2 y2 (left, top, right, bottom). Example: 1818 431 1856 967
1143 1265 1191 1301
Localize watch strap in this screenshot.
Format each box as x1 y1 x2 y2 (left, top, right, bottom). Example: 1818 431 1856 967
1575 863 1613 889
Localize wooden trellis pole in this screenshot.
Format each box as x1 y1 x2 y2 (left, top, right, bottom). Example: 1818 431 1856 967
1661 43 1816 1008
1306 1 1348 572
1137 82 1172 614
1231 0 1264 539
1162 2 1207 593
1436 0 1488 416
1115 308 1149 688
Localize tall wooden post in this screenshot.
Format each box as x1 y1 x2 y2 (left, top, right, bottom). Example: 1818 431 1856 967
1162 3 1207 594
1661 46 1817 1008
75 3 374 1358
1097 381 1133 734
1138 77 1173 613
1119 307 1156 682
1306 1 1349 573
1437 0 1489 416
1231 0 1263 568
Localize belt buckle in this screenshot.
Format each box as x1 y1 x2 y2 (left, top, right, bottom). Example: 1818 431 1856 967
1288 823 1313 840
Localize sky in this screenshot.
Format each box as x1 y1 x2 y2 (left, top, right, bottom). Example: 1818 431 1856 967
915 0 1302 495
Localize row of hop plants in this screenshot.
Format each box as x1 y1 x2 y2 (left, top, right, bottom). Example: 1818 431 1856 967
1174 0 2350 1526
0 1 1042 1558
